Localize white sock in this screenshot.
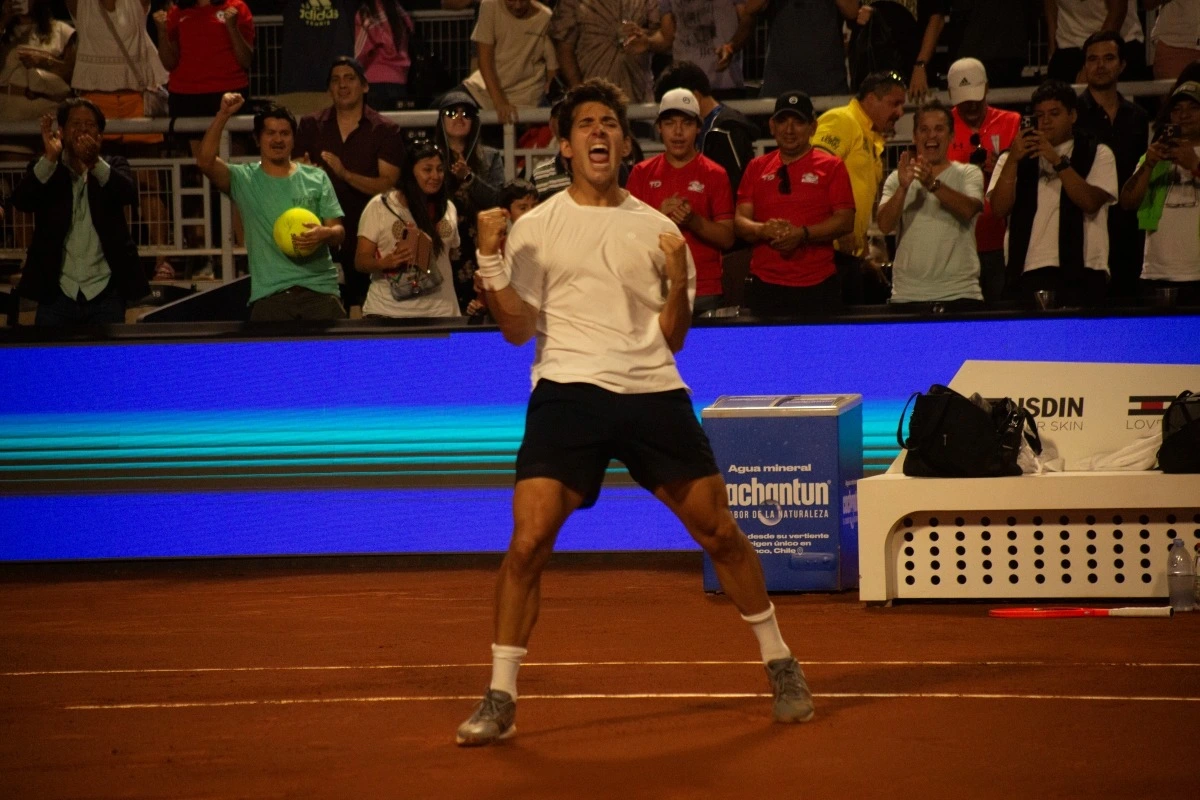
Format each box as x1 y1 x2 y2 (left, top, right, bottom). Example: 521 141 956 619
741 603 792 664
489 643 527 699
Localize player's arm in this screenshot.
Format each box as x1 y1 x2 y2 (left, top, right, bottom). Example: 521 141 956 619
657 233 691 353
196 92 242 194
476 207 538 345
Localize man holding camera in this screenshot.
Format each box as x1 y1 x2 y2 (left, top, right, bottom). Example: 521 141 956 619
1073 32 1149 301
988 80 1118 308
945 58 1021 304
1118 81 1200 305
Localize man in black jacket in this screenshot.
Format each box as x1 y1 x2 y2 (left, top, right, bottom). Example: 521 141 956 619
13 99 147 326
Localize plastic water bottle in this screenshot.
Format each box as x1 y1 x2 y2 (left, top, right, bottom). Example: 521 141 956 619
1167 539 1195 612
1194 544 1200 607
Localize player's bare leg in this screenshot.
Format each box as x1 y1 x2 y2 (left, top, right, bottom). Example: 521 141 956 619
456 477 583 746
655 473 815 722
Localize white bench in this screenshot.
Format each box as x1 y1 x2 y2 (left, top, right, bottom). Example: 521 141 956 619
857 361 1200 603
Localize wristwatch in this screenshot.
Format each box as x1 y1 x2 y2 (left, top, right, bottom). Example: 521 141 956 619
1053 156 1071 173
928 178 942 193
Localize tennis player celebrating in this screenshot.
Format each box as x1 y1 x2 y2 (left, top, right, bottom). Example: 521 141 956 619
456 78 813 747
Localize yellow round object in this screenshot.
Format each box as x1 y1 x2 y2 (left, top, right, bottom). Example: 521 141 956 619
272 207 322 258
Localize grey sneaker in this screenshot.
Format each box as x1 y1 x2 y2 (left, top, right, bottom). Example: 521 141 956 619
455 689 517 746
765 657 815 723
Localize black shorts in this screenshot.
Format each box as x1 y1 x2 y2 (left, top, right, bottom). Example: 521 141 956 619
515 380 720 508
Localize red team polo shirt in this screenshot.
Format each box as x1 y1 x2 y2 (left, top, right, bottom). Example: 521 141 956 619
166 0 256 94
737 148 855 287
948 105 1021 253
626 153 734 297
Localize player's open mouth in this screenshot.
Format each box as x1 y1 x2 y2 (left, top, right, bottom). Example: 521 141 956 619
922 140 940 153
588 144 610 165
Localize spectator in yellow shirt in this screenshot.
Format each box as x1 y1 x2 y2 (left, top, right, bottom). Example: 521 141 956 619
813 70 907 303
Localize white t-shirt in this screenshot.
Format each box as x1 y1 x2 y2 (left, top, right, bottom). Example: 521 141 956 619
1055 0 1144 47
359 192 462 318
1152 0 1200 49
72 0 168 92
463 0 557 110
1143 147 1200 282
505 189 697 394
881 161 985 303
989 142 1118 274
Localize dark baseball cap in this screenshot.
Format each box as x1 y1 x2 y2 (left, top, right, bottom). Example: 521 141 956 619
772 91 815 122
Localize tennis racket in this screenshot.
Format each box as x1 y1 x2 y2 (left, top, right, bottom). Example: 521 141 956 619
989 606 1173 618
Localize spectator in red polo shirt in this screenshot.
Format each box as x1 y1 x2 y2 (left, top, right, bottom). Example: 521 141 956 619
295 56 404 309
626 88 735 317
734 91 856 317
944 57 1020 304
154 0 255 122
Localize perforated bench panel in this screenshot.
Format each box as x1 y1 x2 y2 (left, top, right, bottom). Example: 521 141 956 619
888 509 1200 600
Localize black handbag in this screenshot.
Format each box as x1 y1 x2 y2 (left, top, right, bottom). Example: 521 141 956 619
1157 391 1200 473
898 385 1041 478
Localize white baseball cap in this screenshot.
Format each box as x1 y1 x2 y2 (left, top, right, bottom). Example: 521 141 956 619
947 58 988 105
657 88 701 121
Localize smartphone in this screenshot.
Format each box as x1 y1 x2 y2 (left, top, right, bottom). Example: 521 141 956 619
1020 114 1037 132
1154 123 1182 144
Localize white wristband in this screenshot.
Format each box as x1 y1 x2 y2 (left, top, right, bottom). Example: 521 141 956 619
475 250 511 292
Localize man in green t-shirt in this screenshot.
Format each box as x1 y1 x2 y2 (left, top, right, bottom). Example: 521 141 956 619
197 93 347 321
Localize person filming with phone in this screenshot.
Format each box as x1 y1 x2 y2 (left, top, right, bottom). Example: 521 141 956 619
987 79 1118 309
1118 80 1200 306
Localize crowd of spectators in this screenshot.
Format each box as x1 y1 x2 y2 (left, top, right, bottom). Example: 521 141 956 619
3 0 1199 325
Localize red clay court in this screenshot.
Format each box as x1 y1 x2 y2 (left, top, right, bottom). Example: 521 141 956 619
1 553 1196 799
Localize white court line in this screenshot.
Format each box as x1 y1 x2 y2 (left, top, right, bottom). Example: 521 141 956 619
65 691 1200 711
7 659 1200 677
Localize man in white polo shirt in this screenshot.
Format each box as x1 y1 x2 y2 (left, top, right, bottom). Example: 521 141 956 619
454 78 813 747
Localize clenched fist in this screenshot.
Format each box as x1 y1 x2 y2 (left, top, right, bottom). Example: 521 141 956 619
658 232 688 285
476 207 510 256
219 92 245 118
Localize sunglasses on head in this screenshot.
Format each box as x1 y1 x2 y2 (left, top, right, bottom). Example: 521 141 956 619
776 163 791 195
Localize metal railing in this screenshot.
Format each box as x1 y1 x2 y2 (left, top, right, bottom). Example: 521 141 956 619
0 76 1176 283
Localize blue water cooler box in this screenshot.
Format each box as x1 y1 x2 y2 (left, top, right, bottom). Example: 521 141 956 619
701 395 863 592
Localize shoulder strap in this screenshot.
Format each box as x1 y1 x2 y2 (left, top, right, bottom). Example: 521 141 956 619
98 3 149 91
380 192 407 221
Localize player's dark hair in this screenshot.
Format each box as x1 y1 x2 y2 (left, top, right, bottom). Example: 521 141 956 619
556 78 631 142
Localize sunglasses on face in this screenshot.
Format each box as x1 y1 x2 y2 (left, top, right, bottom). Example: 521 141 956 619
776 163 791 195
442 108 474 120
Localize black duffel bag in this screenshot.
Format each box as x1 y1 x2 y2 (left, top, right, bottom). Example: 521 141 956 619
1157 391 1200 473
898 385 1040 478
